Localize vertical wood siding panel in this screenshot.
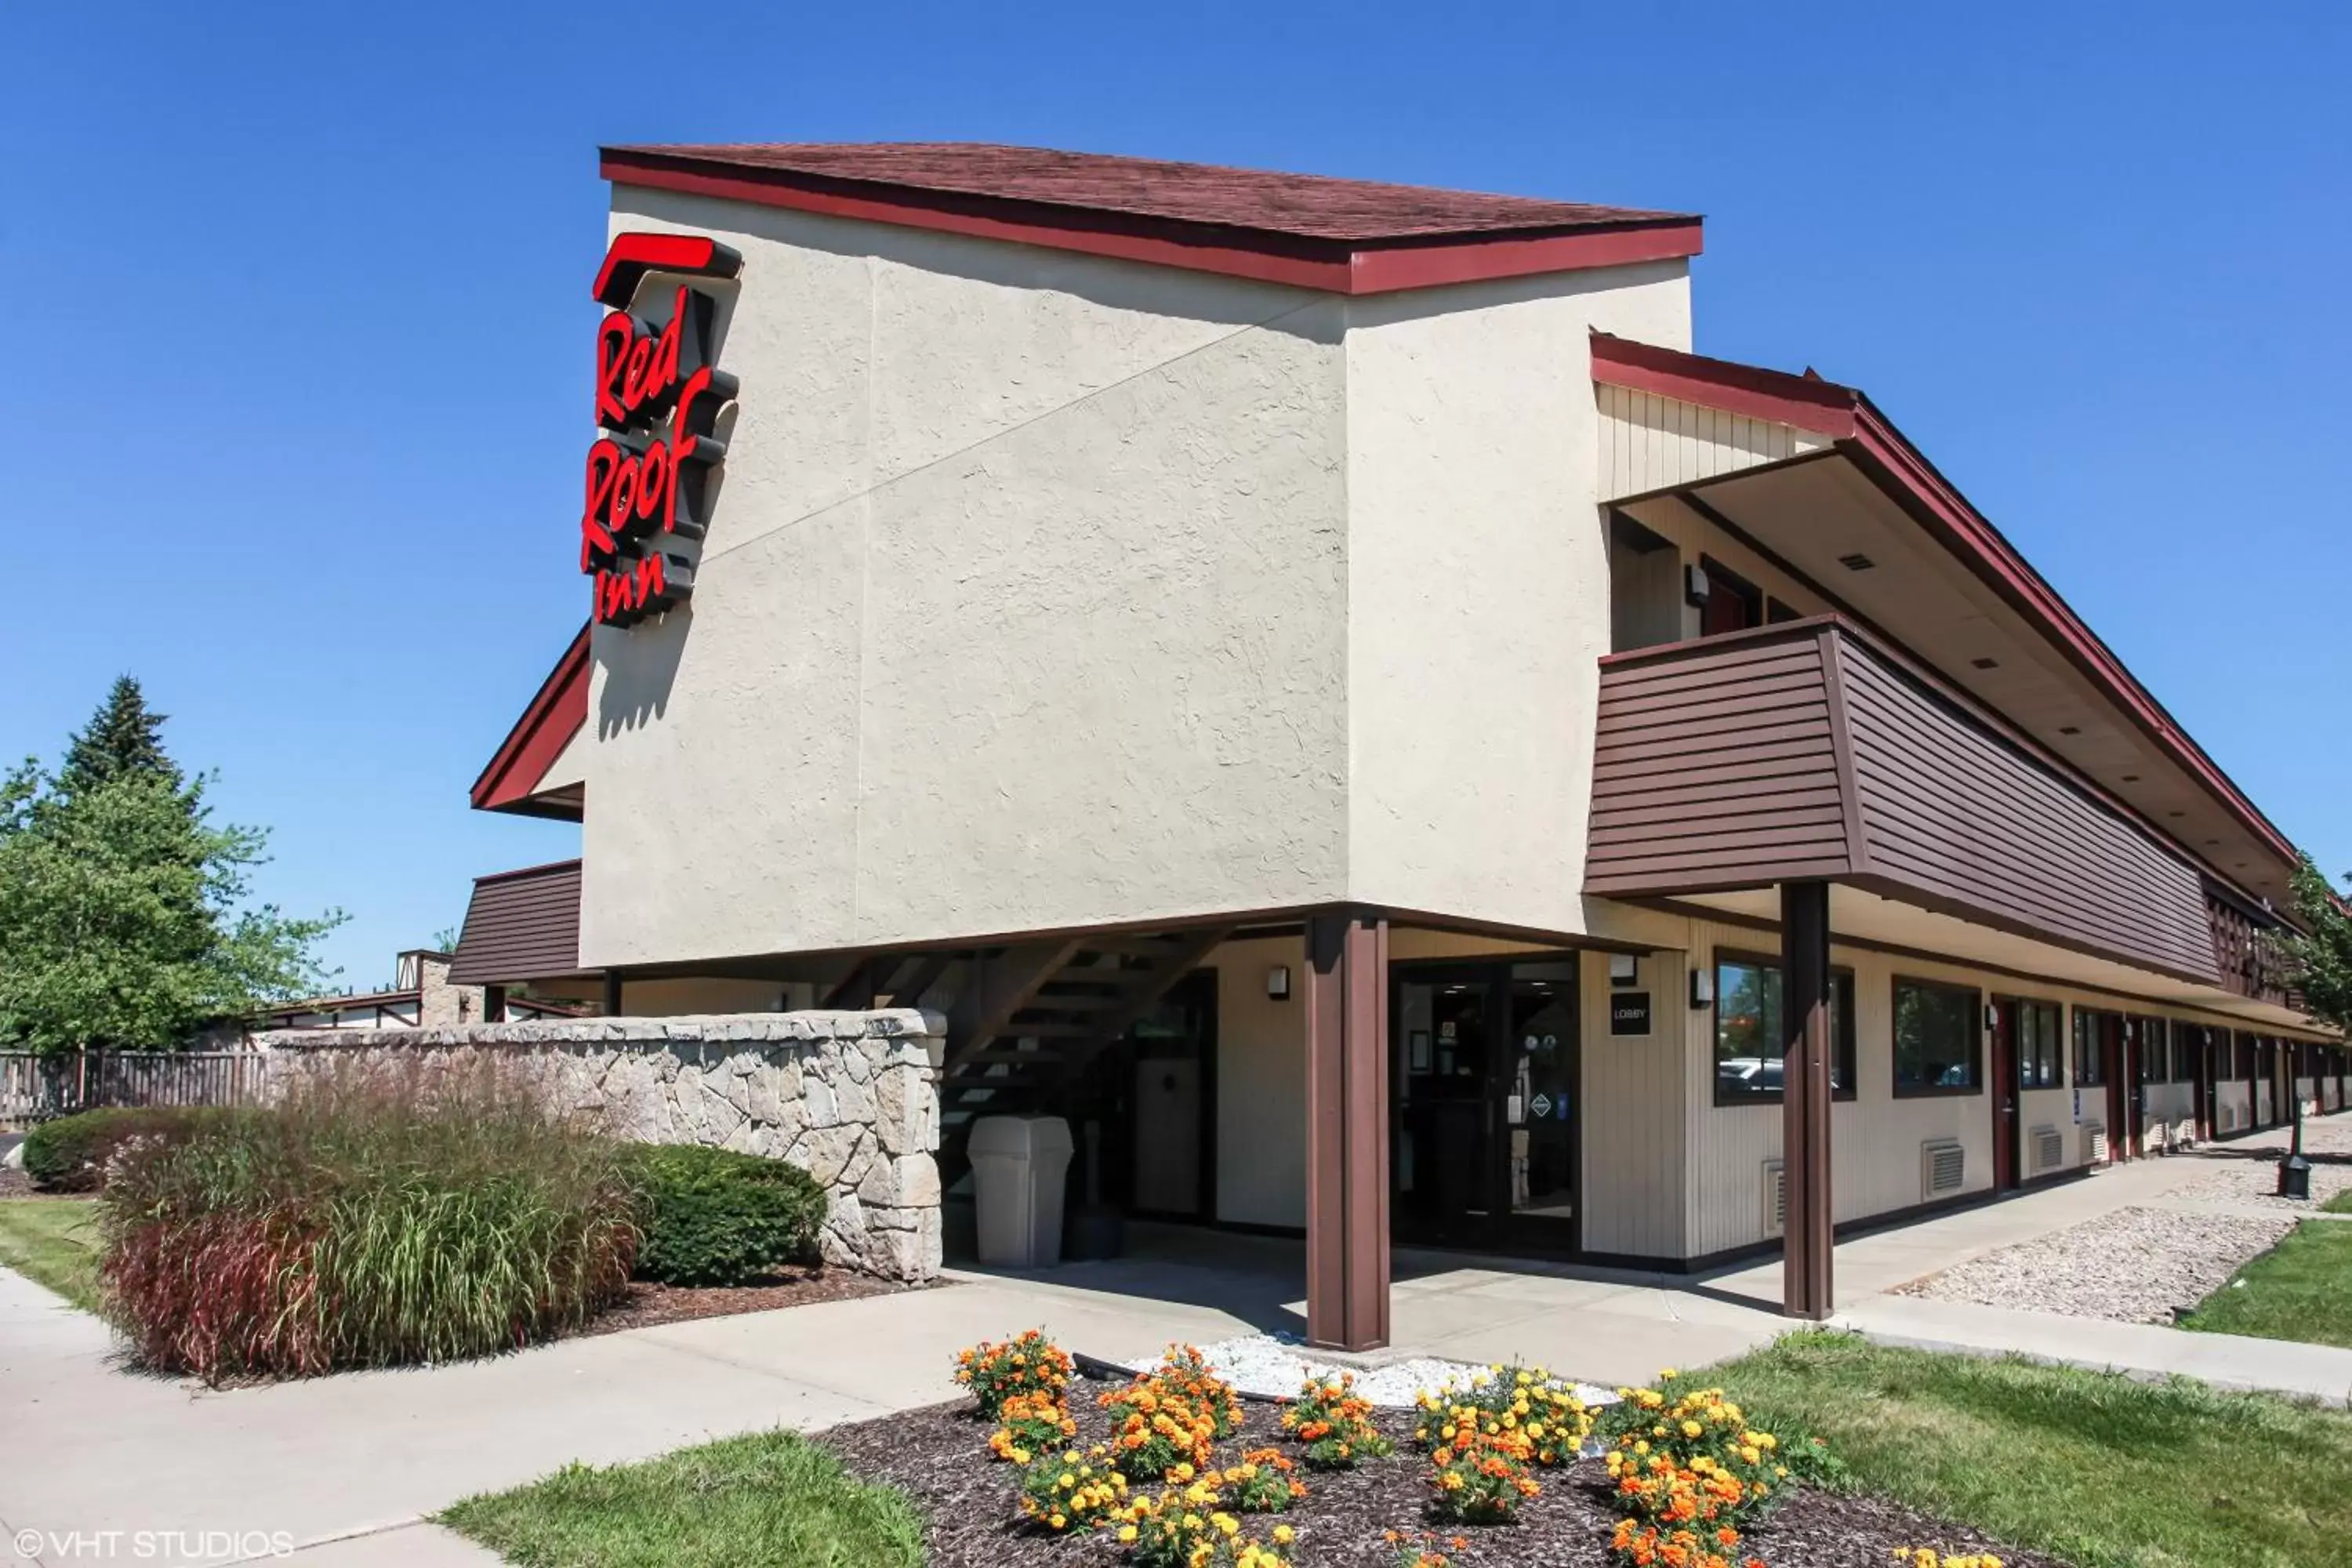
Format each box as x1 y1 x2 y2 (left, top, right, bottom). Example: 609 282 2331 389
1593 391 1833 502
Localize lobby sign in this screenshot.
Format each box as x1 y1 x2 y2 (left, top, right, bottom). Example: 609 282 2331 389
1609 992 1653 1037
581 232 742 626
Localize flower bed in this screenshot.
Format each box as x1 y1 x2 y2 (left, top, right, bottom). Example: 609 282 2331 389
818 1336 2058 1568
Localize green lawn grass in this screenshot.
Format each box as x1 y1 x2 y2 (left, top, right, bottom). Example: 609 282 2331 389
1708 1330 2352 1568
2321 1185 2352 1215
2180 1218 2352 1348
0 1198 101 1311
440 1429 924 1568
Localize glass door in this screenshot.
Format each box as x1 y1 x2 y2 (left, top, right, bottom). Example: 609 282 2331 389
1501 963 1578 1249
1393 967 1495 1245
1392 957 1581 1254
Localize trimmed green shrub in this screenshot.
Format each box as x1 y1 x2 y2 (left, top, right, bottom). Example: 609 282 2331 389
98 1055 638 1382
626 1144 826 1287
24 1107 205 1192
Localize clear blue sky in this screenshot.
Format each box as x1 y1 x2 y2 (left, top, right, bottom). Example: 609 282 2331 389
5 2 2344 989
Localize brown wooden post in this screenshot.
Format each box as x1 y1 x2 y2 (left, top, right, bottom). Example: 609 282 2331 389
601 971 625 1017
1780 880 1834 1320
484 984 508 1024
1305 908 1390 1352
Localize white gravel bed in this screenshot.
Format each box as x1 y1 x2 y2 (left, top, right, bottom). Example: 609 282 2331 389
1104 1334 1614 1409
1896 1205 2296 1324
2164 1153 2352 1212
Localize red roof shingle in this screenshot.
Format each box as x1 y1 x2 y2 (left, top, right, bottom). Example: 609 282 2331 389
600 142 1703 294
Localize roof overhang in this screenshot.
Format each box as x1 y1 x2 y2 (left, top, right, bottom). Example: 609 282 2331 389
1592 334 2302 911
470 626 588 819
602 145 1704 297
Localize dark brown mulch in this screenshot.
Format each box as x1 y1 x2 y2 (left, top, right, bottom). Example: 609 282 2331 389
0 1169 79 1200
820 1386 2063 1568
581 1268 916 1335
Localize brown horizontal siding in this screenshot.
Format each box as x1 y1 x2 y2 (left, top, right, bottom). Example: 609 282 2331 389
1585 619 2223 985
1585 631 1853 895
449 860 590 985
1835 642 2216 982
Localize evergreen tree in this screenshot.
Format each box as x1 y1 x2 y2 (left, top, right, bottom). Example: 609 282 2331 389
60 675 178 792
0 680 342 1053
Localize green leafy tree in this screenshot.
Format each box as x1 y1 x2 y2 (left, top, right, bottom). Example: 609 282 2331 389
0 684 343 1054
2281 856 2352 1035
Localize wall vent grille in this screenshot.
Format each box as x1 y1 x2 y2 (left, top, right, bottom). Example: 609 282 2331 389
1762 1159 1785 1239
2084 1120 2109 1165
2031 1126 2063 1172
1920 1138 1965 1200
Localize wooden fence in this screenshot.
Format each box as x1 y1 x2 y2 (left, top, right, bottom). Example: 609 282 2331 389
0 1051 271 1122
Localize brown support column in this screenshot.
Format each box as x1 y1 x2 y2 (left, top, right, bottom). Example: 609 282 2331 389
601 971 625 1017
1780 880 1834 1320
1305 908 1390 1352
484 984 508 1024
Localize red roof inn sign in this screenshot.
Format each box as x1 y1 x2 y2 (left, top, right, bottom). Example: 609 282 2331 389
581 232 742 626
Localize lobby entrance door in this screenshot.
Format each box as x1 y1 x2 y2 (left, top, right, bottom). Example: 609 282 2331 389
1392 958 1581 1254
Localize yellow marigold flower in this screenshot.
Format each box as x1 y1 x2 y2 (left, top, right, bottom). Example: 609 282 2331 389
1274 1525 1294 1544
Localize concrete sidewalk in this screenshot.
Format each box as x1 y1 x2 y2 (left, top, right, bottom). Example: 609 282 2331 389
1837 1292 2352 1406
0 1266 1255 1568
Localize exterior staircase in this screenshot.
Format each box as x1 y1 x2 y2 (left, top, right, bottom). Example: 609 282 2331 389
825 927 1235 1195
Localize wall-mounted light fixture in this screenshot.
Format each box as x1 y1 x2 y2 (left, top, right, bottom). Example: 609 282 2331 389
1609 953 1640 989
1984 1003 2000 1033
1690 967 1715 1009
1684 562 1711 607
1267 965 1291 1002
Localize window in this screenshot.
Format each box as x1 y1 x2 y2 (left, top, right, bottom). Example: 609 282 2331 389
1893 978 1981 1096
2074 1010 2108 1086
1712 953 1857 1105
2136 1019 2174 1084
2012 1000 2063 1089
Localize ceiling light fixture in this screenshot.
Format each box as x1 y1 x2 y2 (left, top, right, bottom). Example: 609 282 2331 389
2059 726 2082 735
1970 657 1998 670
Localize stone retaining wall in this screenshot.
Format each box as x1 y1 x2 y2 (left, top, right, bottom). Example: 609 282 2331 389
260 1010 945 1282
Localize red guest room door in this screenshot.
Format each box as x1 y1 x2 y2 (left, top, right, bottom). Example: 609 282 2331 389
1990 1000 2020 1191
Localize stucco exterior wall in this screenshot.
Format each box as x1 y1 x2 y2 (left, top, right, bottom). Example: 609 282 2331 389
575 187 1700 967
1341 267 1690 934
582 190 1352 969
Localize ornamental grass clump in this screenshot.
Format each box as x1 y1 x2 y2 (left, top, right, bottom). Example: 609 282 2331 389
97 1054 637 1383
954 1329 1073 1421
1279 1372 1394 1470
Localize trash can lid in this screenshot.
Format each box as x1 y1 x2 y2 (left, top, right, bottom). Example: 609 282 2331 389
968 1114 1076 1157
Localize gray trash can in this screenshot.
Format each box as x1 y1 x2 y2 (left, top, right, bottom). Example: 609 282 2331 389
969 1115 1076 1268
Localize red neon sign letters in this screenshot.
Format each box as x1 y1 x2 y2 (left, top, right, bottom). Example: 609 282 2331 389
582 232 742 626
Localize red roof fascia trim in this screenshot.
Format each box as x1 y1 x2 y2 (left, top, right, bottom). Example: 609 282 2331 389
471 856 585 886
1589 333 1858 436
603 155 1703 296
1348 223 1704 295
470 626 589 812
1842 408 2299 867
